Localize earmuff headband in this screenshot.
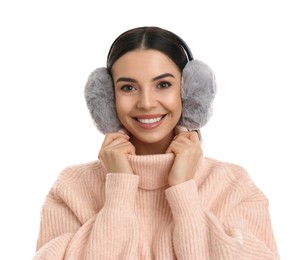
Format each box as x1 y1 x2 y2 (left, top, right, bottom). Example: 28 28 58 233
85 27 217 134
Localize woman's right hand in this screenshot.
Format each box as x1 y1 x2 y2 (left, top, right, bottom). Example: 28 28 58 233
98 132 135 174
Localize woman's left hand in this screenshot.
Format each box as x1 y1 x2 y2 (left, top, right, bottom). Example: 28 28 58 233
166 129 202 186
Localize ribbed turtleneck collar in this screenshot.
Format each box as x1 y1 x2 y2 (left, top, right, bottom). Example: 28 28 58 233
127 153 175 190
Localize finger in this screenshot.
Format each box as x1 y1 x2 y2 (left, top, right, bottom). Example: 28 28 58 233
175 131 200 144
166 132 192 153
174 125 188 135
108 141 136 155
167 128 200 153
165 145 173 154
173 135 192 146
99 140 136 160
102 132 130 147
167 135 202 156
102 138 136 156
99 135 132 160
173 132 193 143
105 136 131 148
117 127 130 136
118 141 136 155
166 137 189 154
188 131 200 143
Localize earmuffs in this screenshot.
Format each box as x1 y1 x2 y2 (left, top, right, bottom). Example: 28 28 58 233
84 32 217 134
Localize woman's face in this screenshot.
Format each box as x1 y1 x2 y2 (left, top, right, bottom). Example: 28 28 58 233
112 49 182 152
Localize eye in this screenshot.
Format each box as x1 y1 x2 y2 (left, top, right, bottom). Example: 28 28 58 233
120 85 136 92
157 81 172 89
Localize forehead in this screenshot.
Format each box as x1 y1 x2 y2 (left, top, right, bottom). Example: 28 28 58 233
111 49 180 79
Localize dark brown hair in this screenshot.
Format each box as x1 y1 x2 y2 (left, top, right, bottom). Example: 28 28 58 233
106 26 193 74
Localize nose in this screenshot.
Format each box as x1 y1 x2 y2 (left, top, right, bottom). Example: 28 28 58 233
136 88 157 110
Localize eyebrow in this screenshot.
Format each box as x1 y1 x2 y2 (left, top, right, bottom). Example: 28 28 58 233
116 73 175 84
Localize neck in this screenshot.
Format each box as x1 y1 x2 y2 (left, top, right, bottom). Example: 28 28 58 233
130 132 175 155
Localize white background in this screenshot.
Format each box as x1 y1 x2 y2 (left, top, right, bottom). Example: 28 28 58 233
0 0 302 259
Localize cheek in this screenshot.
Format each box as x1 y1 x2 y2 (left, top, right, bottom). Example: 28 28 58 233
163 91 182 115
115 95 125 119
115 95 133 121
175 97 183 117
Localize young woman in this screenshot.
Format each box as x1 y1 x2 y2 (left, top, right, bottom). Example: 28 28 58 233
33 26 280 259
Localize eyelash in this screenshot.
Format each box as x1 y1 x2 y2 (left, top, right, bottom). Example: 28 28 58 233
119 81 172 92
120 85 136 92
157 81 172 89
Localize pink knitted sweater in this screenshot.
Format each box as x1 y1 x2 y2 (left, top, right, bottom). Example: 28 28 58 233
34 154 279 259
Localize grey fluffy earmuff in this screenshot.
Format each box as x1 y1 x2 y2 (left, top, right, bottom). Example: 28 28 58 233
179 60 217 130
84 59 217 134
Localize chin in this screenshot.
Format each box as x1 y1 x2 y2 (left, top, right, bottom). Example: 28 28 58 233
132 130 174 144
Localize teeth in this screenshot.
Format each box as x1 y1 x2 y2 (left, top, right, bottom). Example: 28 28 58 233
137 117 162 124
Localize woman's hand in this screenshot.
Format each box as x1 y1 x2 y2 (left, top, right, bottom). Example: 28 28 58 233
166 129 202 186
98 132 136 174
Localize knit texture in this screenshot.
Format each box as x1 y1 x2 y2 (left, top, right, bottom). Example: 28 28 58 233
34 154 279 259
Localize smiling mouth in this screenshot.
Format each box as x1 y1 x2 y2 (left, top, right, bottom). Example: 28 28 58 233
134 115 166 124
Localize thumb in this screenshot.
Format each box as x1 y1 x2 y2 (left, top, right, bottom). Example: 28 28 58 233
174 125 189 135
166 125 188 154
118 127 130 137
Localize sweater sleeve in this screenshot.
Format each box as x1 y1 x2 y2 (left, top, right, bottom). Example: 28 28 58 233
33 173 139 260
165 179 280 260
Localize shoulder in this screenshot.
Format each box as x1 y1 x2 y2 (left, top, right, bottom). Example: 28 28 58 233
200 157 250 180
43 160 107 221
197 157 268 201
205 157 249 177
200 157 249 179
53 160 106 191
